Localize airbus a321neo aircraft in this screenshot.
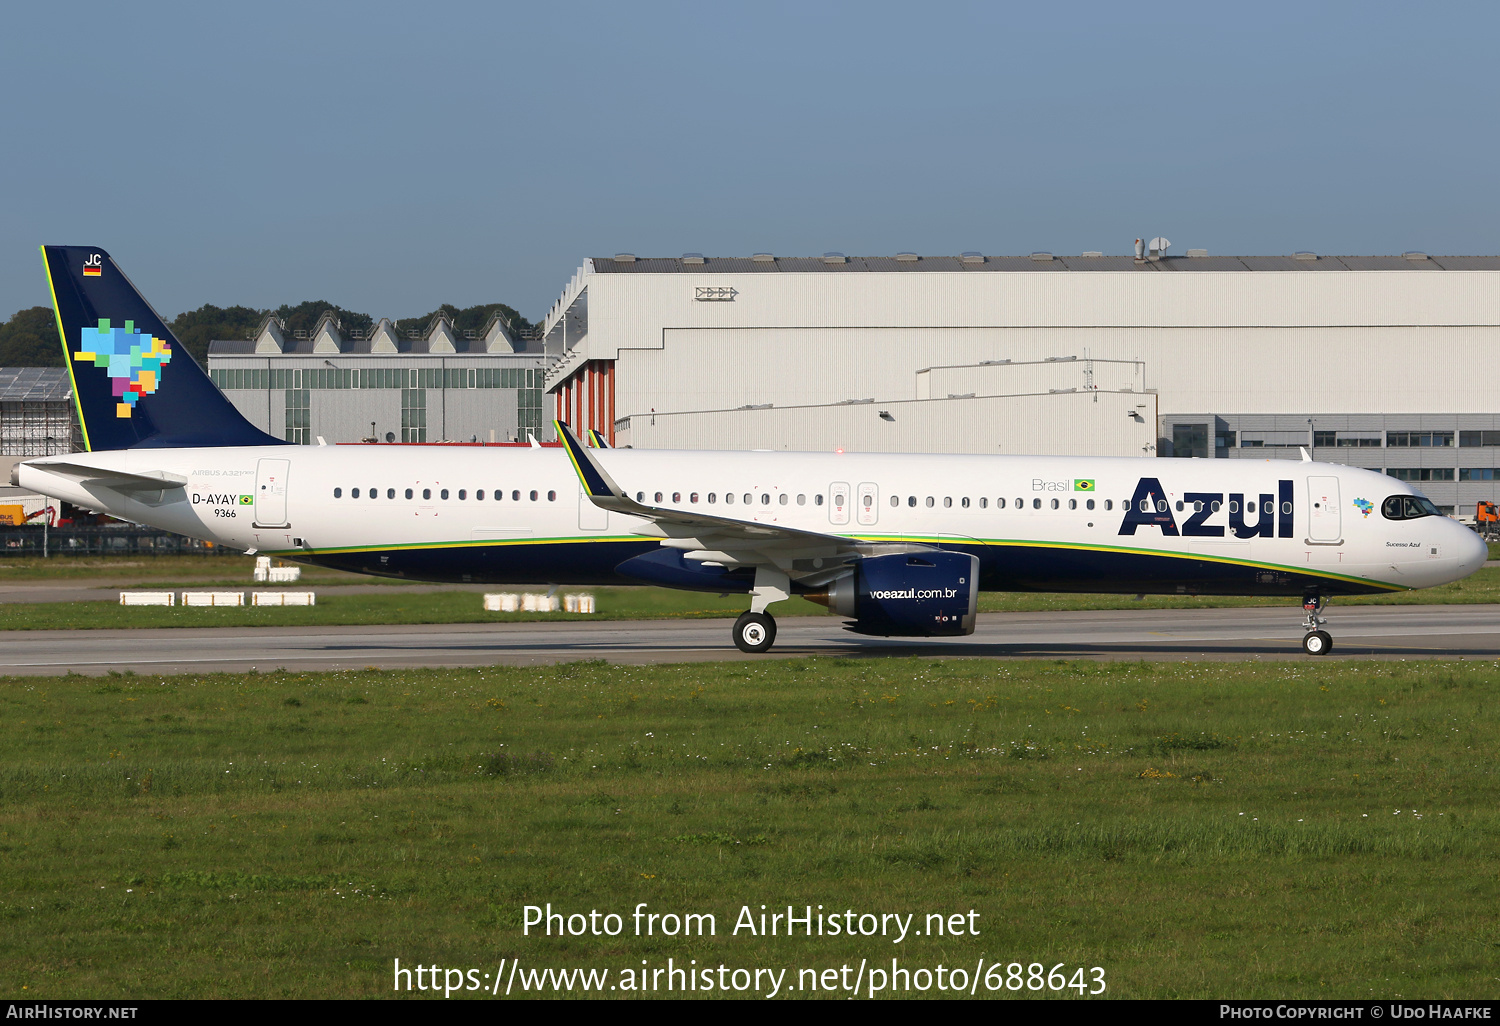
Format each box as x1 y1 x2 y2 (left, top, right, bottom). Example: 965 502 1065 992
16 246 1488 655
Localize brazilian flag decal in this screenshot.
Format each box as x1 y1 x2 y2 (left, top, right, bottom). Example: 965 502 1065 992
239 495 253 505
1074 479 1095 491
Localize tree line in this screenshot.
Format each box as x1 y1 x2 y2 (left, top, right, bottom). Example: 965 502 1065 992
0 300 537 368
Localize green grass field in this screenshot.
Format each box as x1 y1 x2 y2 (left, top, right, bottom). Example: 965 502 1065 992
4 568 1500 632
3 658 1497 999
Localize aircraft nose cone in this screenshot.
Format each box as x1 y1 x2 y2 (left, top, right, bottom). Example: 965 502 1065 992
1455 523 1489 577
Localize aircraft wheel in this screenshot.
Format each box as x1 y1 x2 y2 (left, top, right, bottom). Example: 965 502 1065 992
1301 630 1333 656
733 611 776 653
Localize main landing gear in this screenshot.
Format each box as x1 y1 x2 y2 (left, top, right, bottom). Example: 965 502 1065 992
733 567 790 654
1301 594 1332 655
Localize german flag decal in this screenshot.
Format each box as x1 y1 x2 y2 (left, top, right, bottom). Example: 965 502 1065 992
83 265 101 277
1074 479 1095 491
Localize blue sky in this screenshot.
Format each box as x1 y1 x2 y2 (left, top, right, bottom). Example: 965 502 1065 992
2 2 1495 322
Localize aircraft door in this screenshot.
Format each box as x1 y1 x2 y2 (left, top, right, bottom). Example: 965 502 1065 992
1307 476 1341 542
255 458 291 528
857 482 879 526
829 482 850 526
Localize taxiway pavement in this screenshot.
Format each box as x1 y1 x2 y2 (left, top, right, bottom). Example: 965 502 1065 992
2 604 1498 675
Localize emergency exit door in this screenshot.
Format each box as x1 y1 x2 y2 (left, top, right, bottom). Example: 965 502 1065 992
255 458 290 528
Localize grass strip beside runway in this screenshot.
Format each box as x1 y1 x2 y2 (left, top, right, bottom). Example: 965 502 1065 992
1 657 1496 998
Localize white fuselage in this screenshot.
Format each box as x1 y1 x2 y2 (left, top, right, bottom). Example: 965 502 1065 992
17 445 1488 594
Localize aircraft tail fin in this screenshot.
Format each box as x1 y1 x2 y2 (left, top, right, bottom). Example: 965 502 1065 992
40 245 287 451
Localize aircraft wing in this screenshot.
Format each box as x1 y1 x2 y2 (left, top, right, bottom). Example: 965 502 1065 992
555 420 905 578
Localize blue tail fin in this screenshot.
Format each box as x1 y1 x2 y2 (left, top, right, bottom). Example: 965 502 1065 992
41 245 286 451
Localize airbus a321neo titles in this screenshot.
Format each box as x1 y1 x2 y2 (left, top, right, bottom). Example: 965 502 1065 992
15 246 1488 655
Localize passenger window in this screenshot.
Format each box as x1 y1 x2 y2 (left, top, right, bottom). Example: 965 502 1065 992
1139 499 1150 513
1068 498 1077 510
708 493 716 503
889 495 899 507
690 492 699 504
996 498 1005 509
744 493 752 504
908 496 916 507
761 494 770 505
333 487 342 498
352 488 360 498
925 497 934 508
815 494 823 506
1193 501 1202 512
980 497 988 509
1281 501 1291 514
406 488 414 499
476 490 484 500
655 492 663 503
1157 500 1167 513
861 494 871 508
798 494 806 505
1032 498 1041 509
1104 499 1112 511
512 490 520 501
1050 498 1059 510
530 490 538 501
961 497 970 508
440 489 449 500
672 492 681 503
1229 500 1238 513
1211 500 1220 512
636 491 644 502
1015 498 1023 508
943 497 952 508
548 491 556 501
458 490 466 500
387 488 395 499
724 493 733 504
369 487 377 499
1086 499 1095 510
781 494 790 505
1175 500 1184 512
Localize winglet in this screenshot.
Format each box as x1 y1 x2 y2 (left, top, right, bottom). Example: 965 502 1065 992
1300 447 1311 462
587 428 611 449
556 419 629 504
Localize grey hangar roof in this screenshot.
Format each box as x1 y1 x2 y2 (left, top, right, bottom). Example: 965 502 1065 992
0 368 71 402
591 253 1500 273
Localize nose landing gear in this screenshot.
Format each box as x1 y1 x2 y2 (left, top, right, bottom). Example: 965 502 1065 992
1301 594 1332 655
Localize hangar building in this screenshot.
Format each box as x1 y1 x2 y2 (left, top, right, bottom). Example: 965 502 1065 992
542 250 1500 513
208 311 552 444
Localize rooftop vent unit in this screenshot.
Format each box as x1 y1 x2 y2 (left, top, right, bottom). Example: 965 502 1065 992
682 253 705 265
1293 251 1317 261
822 252 847 264
1403 251 1429 261
960 252 985 264
1029 251 1053 262
614 253 636 262
979 359 1011 365
895 252 919 262
1187 248 1208 258
1081 251 1103 258
751 252 775 262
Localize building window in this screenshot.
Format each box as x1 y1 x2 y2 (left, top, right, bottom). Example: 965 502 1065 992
1313 431 1337 447
1172 423 1208 458
284 389 310 444
1460 431 1500 447
1460 468 1500 481
1216 430 1236 449
1388 431 1454 447
1387 468 1455 481
1338 436 1382 447
401 388 427 443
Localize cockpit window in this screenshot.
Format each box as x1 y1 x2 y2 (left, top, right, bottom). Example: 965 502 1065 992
1382 494 1443 520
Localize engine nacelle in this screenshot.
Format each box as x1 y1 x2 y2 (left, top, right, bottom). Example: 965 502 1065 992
819 551 979 637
